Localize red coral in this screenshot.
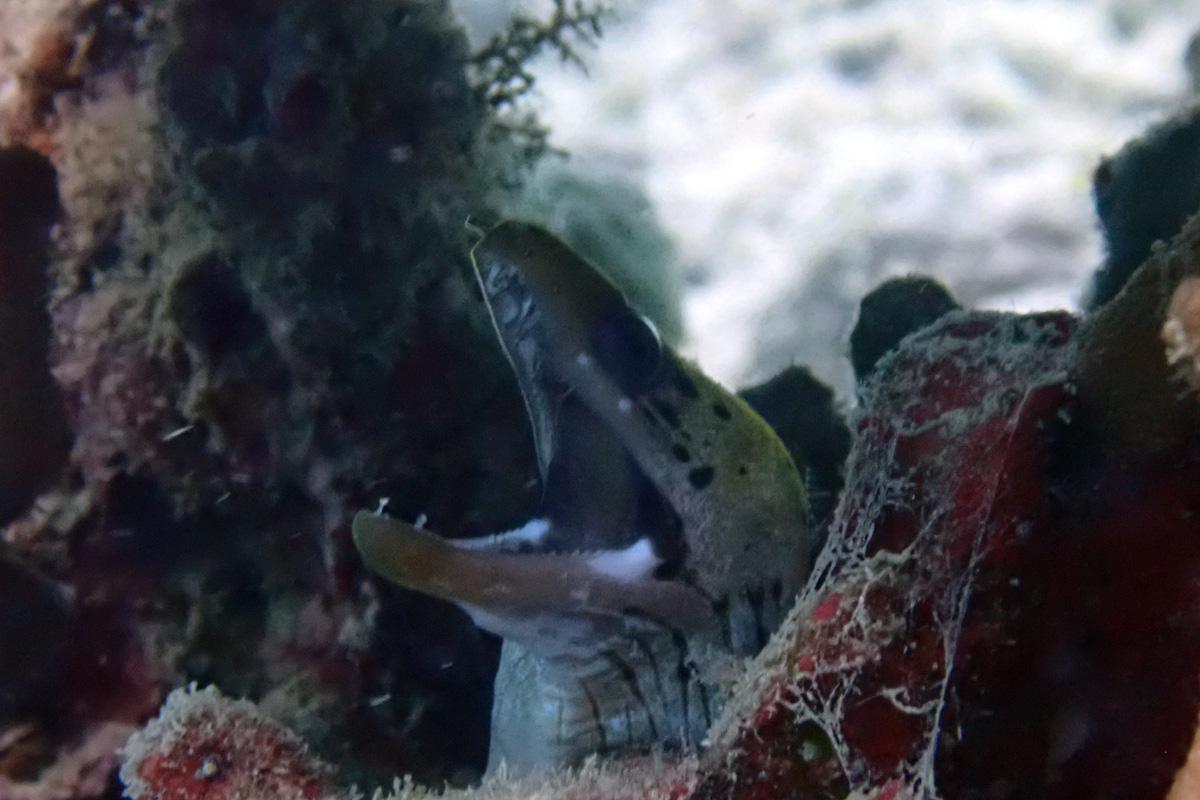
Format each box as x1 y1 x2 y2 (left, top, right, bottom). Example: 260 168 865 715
119 686 339 800
698 298 1200 798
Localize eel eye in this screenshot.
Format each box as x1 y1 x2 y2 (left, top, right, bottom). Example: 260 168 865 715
590 306 664 396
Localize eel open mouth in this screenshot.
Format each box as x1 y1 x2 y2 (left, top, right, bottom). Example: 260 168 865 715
351 507 715 657
354 220 810 661
352 221 813 773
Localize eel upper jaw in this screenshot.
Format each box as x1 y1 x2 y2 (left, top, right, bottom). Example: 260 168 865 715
351 511 716 654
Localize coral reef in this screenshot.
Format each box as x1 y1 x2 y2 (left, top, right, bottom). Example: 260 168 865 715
120 686 339 800
681 209 1200 799
115 165 1200 800
3 0 1200 797
0 0 612 791
117 208 1200 798
123 687 698 800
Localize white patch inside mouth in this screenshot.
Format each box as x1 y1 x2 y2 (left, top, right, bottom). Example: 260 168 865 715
586 538 660 581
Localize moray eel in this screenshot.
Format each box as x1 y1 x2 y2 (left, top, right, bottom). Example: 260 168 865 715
353 221 813 775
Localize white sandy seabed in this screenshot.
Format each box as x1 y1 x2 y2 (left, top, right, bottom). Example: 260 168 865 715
457 0 1198 397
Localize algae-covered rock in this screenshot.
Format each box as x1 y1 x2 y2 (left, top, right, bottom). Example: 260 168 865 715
1090 101 1200 309
848 275 961 383
0 0 610 787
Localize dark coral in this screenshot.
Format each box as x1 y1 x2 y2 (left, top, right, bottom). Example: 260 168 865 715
0 145 75 741
739 366 850 526
1089 101 1200 309
0 554 73 722
0 146 71 525
848 274 961 382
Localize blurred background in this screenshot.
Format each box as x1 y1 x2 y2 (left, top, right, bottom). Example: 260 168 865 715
456 0 1197 396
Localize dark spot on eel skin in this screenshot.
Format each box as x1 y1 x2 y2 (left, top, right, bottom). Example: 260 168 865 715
674 371 699 399
712 402 731 421
688 466 715 490
737 465 748 476
652 400 682 429
672 444 692 463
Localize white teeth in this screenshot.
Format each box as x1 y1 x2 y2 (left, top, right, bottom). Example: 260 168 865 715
506 518 551 542
449 517 551 551
585 538 660 581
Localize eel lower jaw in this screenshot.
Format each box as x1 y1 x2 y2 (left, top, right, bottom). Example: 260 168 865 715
351 511 715 650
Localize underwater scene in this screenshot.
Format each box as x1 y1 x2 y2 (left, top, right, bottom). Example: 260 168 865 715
0 0 1199 797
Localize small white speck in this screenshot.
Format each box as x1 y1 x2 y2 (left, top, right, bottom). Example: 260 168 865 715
196 756 220 779
375 497 391 515
617 398 633 413
369 693 392 707
388 145 413 163
414 513 428 529
576 352 591 367
161 424 194 442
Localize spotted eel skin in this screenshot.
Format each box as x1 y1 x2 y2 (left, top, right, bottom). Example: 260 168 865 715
353 221 813 775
